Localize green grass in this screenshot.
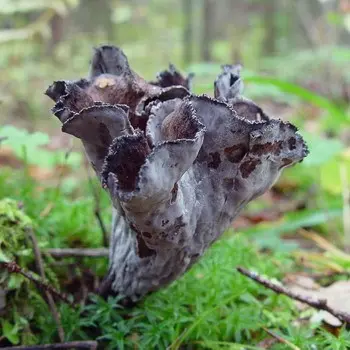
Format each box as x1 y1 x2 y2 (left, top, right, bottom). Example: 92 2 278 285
1 167 350 349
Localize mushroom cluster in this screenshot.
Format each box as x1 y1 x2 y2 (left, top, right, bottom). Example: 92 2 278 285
46 45 308 302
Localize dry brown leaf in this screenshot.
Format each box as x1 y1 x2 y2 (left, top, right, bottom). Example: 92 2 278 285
44 133 72 151
257 337 278 349
284 273 321 290
0 147 23 168
285 276 350 327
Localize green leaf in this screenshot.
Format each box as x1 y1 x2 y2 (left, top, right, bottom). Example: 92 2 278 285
242 208 343 249
0 249 10 263
301 132 344 167
1 320 20 345
320 157 350 194
8 274 25 290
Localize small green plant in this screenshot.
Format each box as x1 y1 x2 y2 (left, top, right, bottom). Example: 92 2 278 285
0 125 82 169
0 198 44 345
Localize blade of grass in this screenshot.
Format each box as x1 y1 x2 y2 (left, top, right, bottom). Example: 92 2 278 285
299 229 350 260
294 251 345 272
244 76 347 122
168 290 244 350
340 164 350 251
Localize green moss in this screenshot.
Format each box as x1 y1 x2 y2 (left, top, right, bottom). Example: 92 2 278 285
0 198 32 263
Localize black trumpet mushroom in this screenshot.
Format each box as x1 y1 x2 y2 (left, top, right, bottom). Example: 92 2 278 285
45 45 308 303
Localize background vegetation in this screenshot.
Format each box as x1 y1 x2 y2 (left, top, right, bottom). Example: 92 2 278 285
0 0 350 348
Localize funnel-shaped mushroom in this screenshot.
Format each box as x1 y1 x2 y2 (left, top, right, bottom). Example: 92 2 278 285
46 45 308 302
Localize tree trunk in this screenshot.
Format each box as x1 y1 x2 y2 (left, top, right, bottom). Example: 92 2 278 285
104 0 116 43
262 0 278 56
183 0 193 66
47 13 65 55
72 0 116 42
201 0 214 61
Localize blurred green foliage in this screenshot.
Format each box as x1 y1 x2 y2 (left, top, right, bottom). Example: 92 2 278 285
1 0 350 348
0 125 82 169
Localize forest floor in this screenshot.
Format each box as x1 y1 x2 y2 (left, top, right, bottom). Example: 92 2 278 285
1 64 350 348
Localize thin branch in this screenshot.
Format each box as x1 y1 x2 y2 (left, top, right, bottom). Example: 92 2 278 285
87 168 109 247
26 228 65 342
46 248 109 258
236 266 350 324
94 208 109 247
1 340 98 350
46 293 65 341
2 261 74 307
26 229 47 277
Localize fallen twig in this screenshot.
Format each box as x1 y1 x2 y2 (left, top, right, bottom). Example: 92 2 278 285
1 340 98 349
236 266 350 324
2 261 74 307
46 248 109 258
262 328 300 350
26 228 65 342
